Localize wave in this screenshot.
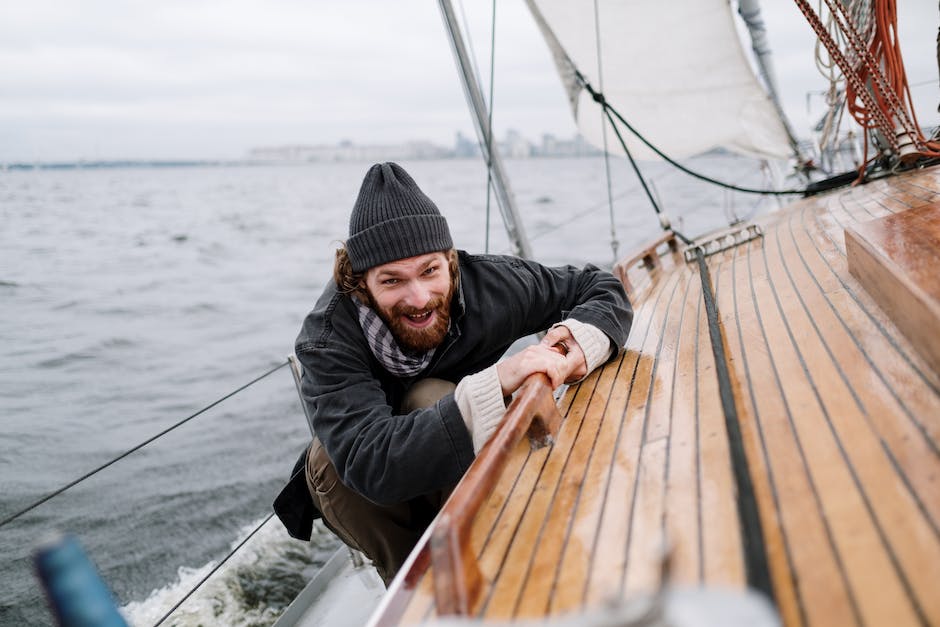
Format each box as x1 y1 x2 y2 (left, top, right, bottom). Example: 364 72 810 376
122 517 334 627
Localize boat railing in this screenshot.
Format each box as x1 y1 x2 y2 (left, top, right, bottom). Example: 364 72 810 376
612 230 681 297
429 372 563 615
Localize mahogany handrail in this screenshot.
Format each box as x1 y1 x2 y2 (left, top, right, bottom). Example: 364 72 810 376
612 230 679 295
430 373 563 615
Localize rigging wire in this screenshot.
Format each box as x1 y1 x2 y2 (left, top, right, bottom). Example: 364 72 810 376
152 513 275 627
0 360 289 530
577 73 806 197
484 0 497 254
592 0 619 263
454 0 502 254
599 106 681 238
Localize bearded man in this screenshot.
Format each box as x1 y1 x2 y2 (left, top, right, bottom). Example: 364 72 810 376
274 162 632 585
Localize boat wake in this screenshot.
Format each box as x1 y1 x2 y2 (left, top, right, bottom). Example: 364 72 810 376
122 517 337 627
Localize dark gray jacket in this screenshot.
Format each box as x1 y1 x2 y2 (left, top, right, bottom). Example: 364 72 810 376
274 251 632 540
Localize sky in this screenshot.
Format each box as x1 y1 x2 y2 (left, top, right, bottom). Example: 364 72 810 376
1 0 937 162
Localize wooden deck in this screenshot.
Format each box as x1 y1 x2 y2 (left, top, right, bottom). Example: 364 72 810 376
369 165 940 626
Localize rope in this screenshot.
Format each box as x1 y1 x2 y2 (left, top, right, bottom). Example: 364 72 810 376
796 0 940 178
152 513 275 627
576 75 806 196
601 106 667 220
693 248 774 601
0 360 289 530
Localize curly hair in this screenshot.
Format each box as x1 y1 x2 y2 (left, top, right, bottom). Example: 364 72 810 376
333 246 459 303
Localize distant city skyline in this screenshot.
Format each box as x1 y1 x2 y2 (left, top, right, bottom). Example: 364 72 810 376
1 130 603 169
246 129 602 163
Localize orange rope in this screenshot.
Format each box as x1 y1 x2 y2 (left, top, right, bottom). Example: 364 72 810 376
795 0 940 173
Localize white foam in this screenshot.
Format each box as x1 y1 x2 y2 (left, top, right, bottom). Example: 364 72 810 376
122 516 328 627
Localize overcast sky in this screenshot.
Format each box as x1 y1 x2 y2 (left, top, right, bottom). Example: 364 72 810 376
1 1 937 162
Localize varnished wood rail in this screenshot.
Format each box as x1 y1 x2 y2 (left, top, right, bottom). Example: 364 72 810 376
430 373 563 615
613 231 680 296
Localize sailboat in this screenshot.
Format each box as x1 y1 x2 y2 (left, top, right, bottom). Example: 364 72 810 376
297 1 940 625
8 0 936 624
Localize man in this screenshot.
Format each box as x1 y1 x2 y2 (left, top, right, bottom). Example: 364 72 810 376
274 162 632 584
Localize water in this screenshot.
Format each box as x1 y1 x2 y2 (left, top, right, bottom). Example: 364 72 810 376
0 155 777 625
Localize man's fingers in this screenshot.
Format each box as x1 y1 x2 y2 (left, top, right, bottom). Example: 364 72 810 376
540 325 568 347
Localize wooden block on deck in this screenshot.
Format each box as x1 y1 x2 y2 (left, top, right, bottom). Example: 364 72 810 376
845 204 940 375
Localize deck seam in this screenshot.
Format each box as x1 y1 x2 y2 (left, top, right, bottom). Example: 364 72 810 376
799 204 940 410
693 272 705 584
730 240 806 626
475 412 565 616
505 366 605 617
746 236 865 625
545 339 633 615
620 272 684 595
661 269 695 585
762 223 927 625
580 269 679 605
788 206 940 524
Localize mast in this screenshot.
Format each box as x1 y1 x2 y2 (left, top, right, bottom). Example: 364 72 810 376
437 0 534 260
736 0 808 166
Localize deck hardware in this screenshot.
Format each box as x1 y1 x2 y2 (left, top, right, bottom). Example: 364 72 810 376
683 224 764 263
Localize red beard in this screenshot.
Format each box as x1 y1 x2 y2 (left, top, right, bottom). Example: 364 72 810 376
370 282 455 353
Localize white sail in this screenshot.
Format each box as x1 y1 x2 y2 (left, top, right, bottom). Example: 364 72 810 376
527 0 793 161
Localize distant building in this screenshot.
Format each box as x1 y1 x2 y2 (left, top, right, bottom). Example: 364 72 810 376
499 129 533 158
248 140 452 163
534 133 602 157
247 130 600 163
453 131 480 158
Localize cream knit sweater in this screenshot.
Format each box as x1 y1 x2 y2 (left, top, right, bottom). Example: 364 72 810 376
454 319 613 454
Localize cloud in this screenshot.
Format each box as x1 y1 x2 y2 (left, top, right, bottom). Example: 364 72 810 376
1 0 936 161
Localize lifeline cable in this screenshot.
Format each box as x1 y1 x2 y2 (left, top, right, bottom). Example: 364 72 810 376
694 247 775 602
0 360 289 530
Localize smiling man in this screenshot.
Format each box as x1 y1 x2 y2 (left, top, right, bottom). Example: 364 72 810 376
274 162 632 584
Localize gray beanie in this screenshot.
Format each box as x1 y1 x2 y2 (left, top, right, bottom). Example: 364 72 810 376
346 162 453 273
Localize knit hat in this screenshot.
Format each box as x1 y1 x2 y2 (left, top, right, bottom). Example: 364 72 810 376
346 162 453 273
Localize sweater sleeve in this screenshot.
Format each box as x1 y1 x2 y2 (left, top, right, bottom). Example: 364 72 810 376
454 365 507 454
553 318 613 375
454 319 612 454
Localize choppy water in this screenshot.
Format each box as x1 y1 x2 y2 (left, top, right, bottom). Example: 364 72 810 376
0 155 777 625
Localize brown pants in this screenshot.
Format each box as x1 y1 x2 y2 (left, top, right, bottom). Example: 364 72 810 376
304 379 457 585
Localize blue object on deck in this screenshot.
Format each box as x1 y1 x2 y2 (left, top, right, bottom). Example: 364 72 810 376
34 533 128 627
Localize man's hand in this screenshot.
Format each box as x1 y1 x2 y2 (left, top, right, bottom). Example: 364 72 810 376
496 344 569 397
539 325 587 383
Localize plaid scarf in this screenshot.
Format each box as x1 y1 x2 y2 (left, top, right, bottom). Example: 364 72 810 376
356 302 436 377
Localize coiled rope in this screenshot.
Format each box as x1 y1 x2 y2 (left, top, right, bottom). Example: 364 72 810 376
0 360 289 530
796 0 940 178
